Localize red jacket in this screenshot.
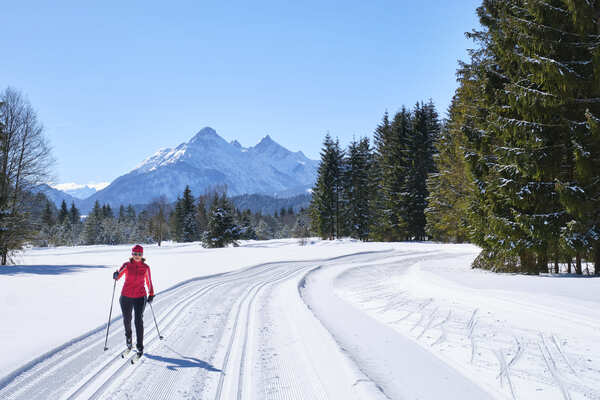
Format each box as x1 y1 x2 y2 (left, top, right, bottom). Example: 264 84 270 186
116 259 154 298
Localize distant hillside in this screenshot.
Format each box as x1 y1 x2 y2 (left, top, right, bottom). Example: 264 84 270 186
33 184 79 207
231 193 311 215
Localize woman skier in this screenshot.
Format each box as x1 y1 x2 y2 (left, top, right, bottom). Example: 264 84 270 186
113 244 155 358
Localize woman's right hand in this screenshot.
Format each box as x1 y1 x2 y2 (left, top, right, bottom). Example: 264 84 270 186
113 270 119 280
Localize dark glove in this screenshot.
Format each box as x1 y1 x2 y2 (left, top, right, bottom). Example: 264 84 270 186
148 295 155 303
113 270 119 280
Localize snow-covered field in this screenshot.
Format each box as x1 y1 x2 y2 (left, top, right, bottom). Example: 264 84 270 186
0 239 598 399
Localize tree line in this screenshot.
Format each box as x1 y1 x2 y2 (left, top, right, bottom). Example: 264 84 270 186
36 186 312 249
425 0 600 275
309 101 440 242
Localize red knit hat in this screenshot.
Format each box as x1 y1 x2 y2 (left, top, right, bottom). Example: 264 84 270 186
132 244 143 254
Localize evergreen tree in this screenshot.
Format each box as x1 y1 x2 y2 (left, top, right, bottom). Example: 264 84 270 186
118 205 126 223
42 201 55 227
238 209 257 240
377 108 412 241
181 185 197 242
310 134 345 239
83 201 102 244
203 194 240 247
344 137 373 241
102 204 113 220
69 202 80 225
405 102 439 240
426 97 475 242
172 197 184 242
370 112 393 241
459 0 596 273
126 205 136 222
58 200 69 224
551 2 600 275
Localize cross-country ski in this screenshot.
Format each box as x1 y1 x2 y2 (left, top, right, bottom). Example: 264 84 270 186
120 348 131 359
130 352 143 365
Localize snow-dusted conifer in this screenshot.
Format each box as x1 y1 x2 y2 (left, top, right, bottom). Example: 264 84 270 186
344 137 373 241
309 134 344 240
181 185 197 242
203 194 240 247
425 96 475 243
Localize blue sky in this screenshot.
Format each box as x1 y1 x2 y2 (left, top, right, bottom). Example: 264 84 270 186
1 1 482 187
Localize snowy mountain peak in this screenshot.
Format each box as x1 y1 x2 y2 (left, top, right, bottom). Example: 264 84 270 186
194 127 218 138
188 127 226 145
253 134 286 153
79 127 319 208
258 134 274 145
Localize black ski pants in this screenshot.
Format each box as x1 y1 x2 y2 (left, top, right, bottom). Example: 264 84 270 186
119 295 146 351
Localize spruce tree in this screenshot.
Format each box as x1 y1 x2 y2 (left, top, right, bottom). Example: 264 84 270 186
173 197 184 242
405 102 439 240
118 205 126 223
238 209 257 240
126 205 136 222
58 200 69 224
203 194 240 247
310 134 344 239
181 185 197 242
69 202 80 225
370 112 393 241
426 96 475 242
344 137 373 241
83 201 102 245
102 204 113 220
551 2 600 275
386 108 411 241
461 0 597 273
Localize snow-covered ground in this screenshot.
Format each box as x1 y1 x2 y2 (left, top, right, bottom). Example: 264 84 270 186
0 239 598 399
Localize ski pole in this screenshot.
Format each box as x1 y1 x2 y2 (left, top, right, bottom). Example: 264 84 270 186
103 279 117 351
148 301 164 340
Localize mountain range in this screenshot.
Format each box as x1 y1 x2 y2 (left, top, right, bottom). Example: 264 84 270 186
63 185 98 199
38 127 319 213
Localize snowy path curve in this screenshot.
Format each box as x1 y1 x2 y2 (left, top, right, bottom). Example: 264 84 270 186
0 250 398 399
301 250 496 400
327 251 600 400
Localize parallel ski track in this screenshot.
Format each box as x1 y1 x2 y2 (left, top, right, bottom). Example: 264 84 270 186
0 262 284 400
0 250 394 400
67 262 288 400
100 251 393 400
213 264 312 400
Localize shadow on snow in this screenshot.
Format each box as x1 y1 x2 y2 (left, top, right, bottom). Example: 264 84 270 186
145 353 222 372
0 264 107 276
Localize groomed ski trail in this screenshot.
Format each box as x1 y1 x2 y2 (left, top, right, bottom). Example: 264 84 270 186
0 250 404 400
